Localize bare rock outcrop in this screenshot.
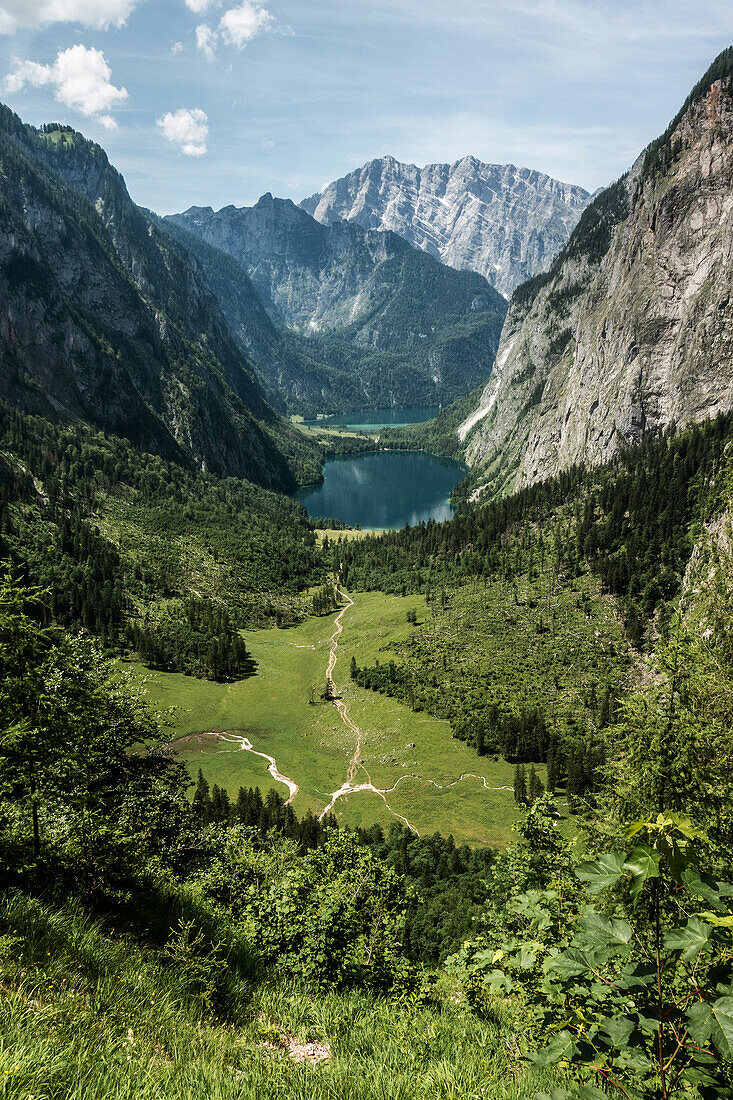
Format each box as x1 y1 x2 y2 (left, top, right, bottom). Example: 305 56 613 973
459 52 733 500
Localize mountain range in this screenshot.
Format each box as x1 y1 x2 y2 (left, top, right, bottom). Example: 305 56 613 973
3 50 732 504
301 155 593 297
0 102 598 446
167 196 507 414
456 47 733 501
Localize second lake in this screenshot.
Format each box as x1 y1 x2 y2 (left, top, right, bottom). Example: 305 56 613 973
301 406 441 432
295 450 465 530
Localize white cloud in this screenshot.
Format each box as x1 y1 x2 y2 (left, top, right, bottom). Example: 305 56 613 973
184 0 216 11
0 0 138 34
219 1 273 47
156 106 208 156
195 1 274 58
195 21 217 59
261 136 274 148
5 45 128 127
171 40 184 53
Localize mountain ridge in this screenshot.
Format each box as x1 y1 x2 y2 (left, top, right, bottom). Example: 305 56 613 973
300 154 593 296
0 108 320 488
457 48 733 501
168 196 507 414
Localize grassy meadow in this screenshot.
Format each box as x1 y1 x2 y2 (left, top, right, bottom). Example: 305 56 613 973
132 590 526 847
0 894 563 1100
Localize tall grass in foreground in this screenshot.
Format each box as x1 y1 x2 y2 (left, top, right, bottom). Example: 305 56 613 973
0 893 562 1099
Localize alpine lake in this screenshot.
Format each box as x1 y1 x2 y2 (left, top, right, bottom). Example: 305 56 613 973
295 407 465 530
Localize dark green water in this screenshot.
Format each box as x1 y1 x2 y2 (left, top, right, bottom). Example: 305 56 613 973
295 450 465 530
302 406 440 432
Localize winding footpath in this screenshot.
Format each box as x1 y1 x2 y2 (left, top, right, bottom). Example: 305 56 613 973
220 733 299 805
318 586 419 832
207 588 510 832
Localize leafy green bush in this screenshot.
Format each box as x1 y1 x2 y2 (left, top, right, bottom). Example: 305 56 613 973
455 814 733 1099
194 827 415 992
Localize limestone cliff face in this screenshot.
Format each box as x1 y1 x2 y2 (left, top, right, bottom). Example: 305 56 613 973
301 156 592 297
460 54 733 500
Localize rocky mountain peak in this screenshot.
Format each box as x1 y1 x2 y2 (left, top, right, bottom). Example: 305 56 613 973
300 154 592 296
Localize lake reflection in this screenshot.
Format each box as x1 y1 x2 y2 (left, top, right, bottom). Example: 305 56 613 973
295 450 465 530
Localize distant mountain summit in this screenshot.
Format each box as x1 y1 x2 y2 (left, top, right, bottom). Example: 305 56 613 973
300 155 592 297
169 196 507 412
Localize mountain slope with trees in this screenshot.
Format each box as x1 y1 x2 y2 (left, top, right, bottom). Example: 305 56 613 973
0 107 320 488
168 196 507 414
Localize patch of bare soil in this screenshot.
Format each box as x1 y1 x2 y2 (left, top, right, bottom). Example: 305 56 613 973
261 1035 331 1066
167 731 224 751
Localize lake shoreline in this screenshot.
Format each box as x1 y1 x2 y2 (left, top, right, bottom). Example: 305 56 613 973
294 444 468 494
295 449 466 530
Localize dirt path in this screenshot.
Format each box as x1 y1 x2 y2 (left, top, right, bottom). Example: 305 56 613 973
219 733 299 805
326 589 364 781
318 587 420 832
189 589 506 833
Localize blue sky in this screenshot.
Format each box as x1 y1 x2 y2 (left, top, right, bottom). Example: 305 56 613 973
0 0 732 214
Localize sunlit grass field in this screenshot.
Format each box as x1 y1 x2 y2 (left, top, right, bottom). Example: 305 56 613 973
0 894 564 1100
131 590 526 847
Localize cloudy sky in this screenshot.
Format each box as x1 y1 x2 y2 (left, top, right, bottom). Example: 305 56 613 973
0 0 731 214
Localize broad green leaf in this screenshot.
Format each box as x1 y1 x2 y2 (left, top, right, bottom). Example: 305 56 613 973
615 961 656 990
486 968 512 995
515 946 538 969
528 1030 578 1068
574 1086 607 1100
710 997 733 1057
701 912 733 928
664 917 712 961
666 813 708 842
688 998 733 1057
687 1003 713 1049
633 1012 659 1035
598 1016 635 1049
624 845 660 902
682 870 728 912
575 852 627 894
577 910 633 947
547 946 613 979
616 1047 654 1072
469 948 496 969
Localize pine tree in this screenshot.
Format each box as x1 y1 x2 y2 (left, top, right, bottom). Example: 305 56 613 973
192 768 212 823
528 764 544 802
513 763 527 805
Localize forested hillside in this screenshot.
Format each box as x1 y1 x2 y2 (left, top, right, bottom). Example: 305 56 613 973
0 108 320 486
0 401 324 678
339 413 733 801
2 41 733 1100
3 403 733 1099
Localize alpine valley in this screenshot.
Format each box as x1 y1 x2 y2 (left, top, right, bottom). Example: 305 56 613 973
2 40 733 1100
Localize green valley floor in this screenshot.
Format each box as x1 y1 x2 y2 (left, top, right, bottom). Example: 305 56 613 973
132 590 531 846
